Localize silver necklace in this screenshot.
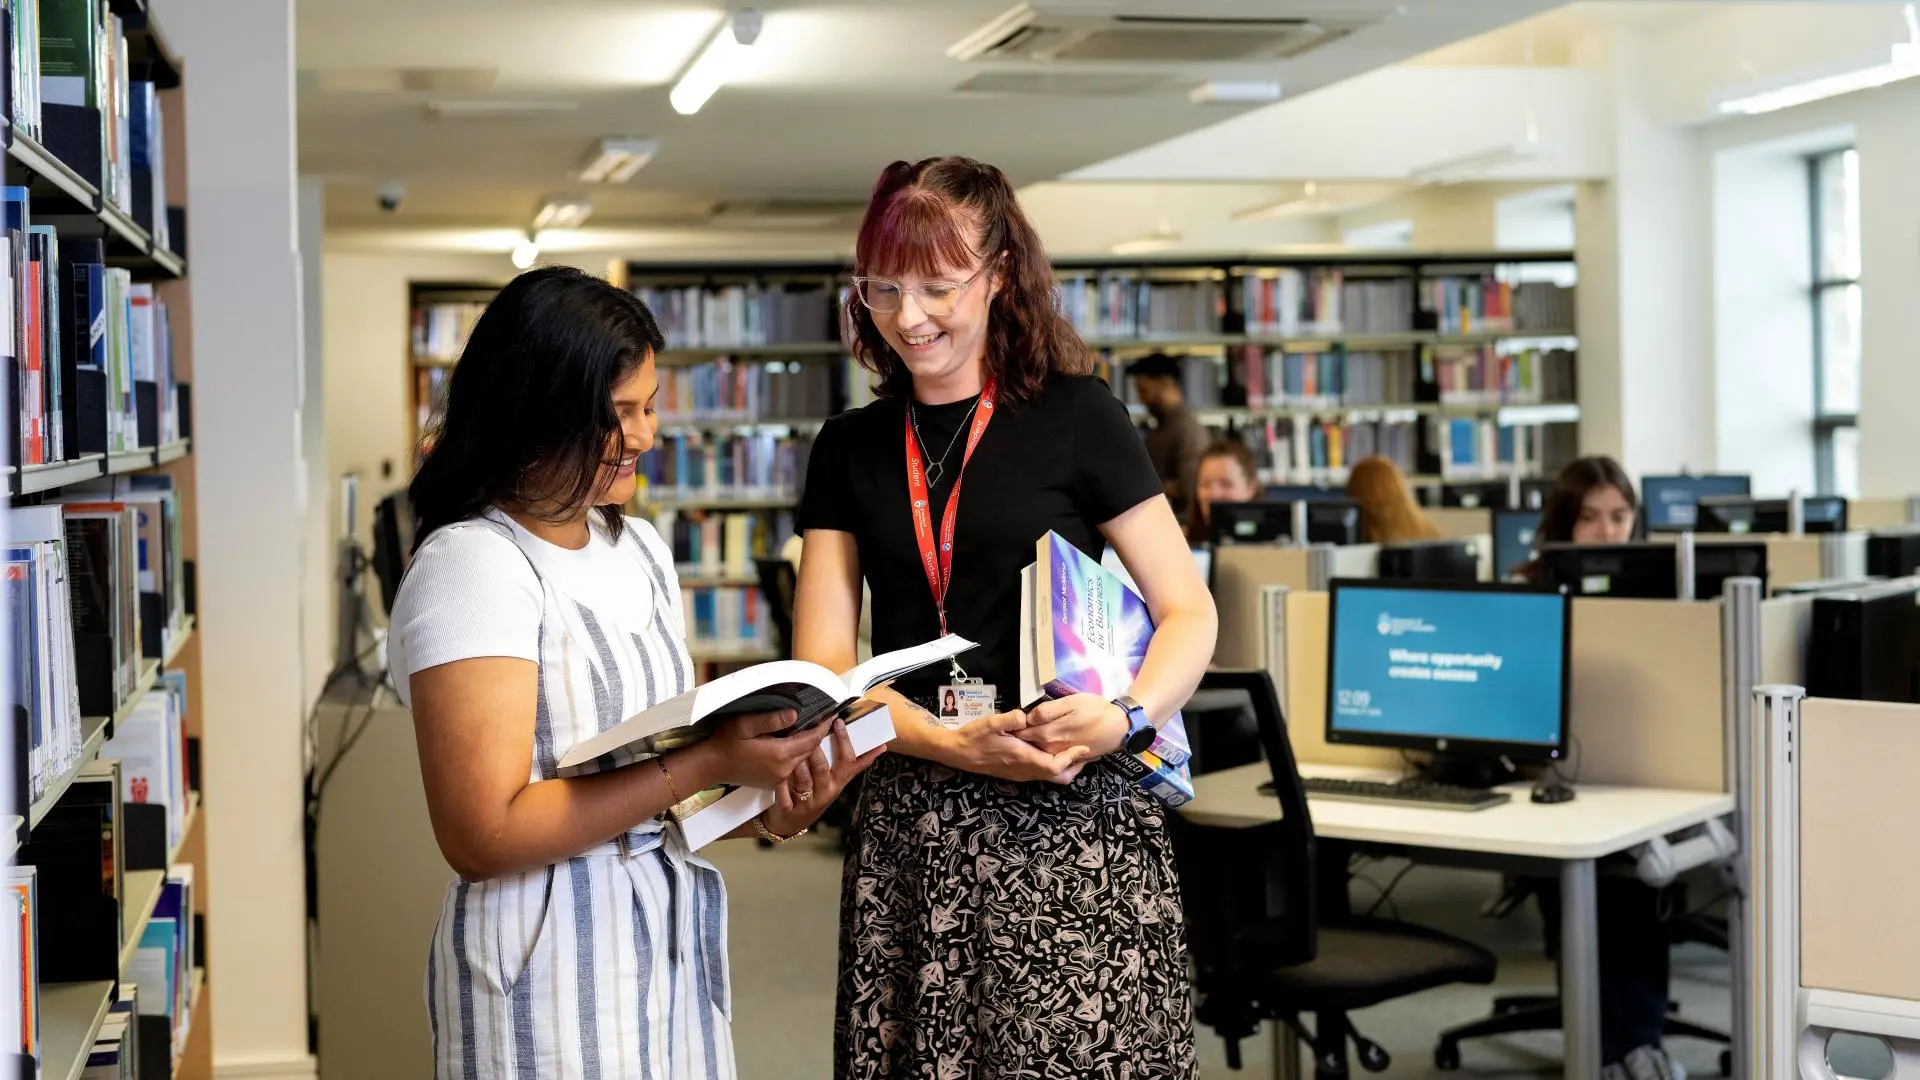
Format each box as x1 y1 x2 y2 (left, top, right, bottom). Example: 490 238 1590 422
912 396 981 489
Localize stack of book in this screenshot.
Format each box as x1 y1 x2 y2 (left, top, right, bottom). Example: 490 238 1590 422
1512 281 1577 331
1240 416 1421 482
1057 272 1222 341
7 505 85 809
1430 344 1577 406
411 301 486 365
80 984 140 1080
1241 267 1346 338
99 670 190 852
4 0 47 141
1420 273 1515 334
1231 346 1421 409
1337 277 1416 335
633 282 839 348
638 431 811 502
662 508 791 581
656 357 841 424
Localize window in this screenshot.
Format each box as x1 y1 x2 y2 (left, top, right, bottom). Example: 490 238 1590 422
1810 148 1860 496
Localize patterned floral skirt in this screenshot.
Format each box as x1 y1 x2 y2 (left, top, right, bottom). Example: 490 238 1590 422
834 753 1199 1080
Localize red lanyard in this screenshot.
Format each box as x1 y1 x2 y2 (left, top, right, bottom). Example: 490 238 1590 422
904 379 997 636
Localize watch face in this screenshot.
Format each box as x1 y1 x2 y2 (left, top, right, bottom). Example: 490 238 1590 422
1125 723 1157 753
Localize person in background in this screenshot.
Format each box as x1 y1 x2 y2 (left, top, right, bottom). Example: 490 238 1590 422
1346 454 1442 543
1518 456 1681 1080
1128 351 1212 521
391 267 881 1079
792 156 1217 1079
1185 438 1262 545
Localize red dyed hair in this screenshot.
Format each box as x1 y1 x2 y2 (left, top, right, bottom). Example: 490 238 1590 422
847 156 1091 404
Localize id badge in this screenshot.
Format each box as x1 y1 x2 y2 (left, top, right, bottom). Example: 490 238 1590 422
935 680 997 729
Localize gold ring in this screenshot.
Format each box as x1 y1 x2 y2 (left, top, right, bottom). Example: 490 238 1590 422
796 789 815 802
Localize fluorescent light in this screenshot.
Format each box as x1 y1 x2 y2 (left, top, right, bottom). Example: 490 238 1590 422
579 137 660 184
1234 181 1337 222
1719 42 1920 115
426 99 579 119
1409 142 1538 186
510 238 539 270
532 197 593 230
671 9 762 117
1111 231 1182 256
1190 80 1282 105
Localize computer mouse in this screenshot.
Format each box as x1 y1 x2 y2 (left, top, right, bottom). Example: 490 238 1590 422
1530 781 1576 805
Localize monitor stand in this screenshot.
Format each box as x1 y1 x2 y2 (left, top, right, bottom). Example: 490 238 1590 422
1419 752 1522 790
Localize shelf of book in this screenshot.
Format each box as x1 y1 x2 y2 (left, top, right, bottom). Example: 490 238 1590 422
163 616 196 668
40 979 115 1080
28 713 110 830
678 574 761 589
657 417 831 436
1085 327 1577 352
0 127 185 276
640 493 799 513
119 868 168 973
689 644 781 665
9 440 194 496
2 127 97 207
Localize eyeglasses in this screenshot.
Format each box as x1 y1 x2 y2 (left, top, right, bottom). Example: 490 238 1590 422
851 263 992 317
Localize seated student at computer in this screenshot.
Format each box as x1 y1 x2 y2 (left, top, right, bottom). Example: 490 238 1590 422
1346 454 1441 543
1184 438 1262 545
1513 455 1680 1076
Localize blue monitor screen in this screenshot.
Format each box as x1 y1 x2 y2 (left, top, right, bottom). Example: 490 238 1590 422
1328 582 1569 753
1493 509 1541 580
1644 474 1752 530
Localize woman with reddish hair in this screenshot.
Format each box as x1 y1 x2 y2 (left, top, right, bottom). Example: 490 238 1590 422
792 157 1217 1078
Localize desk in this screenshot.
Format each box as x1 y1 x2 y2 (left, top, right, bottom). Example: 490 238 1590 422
1186 762 1735 1080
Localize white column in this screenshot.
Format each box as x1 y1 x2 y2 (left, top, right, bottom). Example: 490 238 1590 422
1854 86 1920 497
298 179 330 709
1574 29 1717 480
154 1 314 1077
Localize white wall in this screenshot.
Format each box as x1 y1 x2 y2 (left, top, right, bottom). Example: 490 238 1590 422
158 1 314 1077
299 180 330 709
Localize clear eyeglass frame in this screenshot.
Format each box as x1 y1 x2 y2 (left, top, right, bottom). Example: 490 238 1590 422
850 263 992 317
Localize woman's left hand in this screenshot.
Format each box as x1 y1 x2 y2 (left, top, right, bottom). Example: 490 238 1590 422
1015 693 1129 758
761 717 884 838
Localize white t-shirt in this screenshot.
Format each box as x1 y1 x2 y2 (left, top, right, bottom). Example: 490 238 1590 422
386 510 682 708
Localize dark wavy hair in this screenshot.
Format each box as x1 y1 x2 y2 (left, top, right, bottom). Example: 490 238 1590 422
847 156 1091 403
408 266 664 551
1536 455 1639 548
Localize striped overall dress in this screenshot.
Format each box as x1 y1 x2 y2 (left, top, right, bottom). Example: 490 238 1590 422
425 513 737 1080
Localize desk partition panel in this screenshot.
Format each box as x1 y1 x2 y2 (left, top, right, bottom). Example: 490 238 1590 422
1565 597 1727 792
1269 589 1400 769
1427 506 1494 541
1212 544 1317 669
1848 497 1913 529
1760 596 1814 688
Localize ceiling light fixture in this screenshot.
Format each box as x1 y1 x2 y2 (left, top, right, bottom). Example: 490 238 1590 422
578 137 661 184
1233 181 1337 222
670 8 763 117
425 99 579 119
1718 6 1920 116
1408 142 1538 186
510 236 540 270
532 196 594 231
1111 230 1182 256
1190 80 1282 105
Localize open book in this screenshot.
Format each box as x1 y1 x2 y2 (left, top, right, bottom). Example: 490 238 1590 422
555 635 976 778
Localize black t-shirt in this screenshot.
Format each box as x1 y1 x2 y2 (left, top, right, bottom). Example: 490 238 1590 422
797 374 1163 708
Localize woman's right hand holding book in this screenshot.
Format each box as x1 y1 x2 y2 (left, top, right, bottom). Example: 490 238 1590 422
933 709 1092 785
684 709 832 791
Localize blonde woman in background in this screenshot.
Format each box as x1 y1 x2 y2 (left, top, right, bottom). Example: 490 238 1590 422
1346 454 1442 543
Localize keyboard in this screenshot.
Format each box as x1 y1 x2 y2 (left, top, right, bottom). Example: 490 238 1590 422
1281 776 1513 812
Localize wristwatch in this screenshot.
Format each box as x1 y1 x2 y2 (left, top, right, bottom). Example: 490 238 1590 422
1112 695 1156 754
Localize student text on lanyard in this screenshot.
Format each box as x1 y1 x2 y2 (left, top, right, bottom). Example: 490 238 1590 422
905 378 997 680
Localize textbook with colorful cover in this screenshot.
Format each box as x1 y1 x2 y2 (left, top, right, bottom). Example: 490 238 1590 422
554 634 974 777
1020 531 1195 807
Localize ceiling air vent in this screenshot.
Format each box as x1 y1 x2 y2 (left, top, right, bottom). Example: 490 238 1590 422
949 3 1380 64
953 70 1191 96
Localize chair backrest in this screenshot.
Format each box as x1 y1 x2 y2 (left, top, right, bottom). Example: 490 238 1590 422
754 556 798 658
1195 669 1319 965
1180 686 1265 776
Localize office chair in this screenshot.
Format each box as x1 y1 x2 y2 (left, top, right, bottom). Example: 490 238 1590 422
1433 885 1732 1075
1173 670 1498 1078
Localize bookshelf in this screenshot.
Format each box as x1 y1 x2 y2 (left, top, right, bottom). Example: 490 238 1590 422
5 4 211 1078
403 251 1579 667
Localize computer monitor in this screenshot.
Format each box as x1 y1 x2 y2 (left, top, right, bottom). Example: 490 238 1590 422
1642 473 1752 532
370 492 414 617
1376 538 1481 583
1536 540 1768 599
1210 499 1364 547
1440 480 1510 510
1867 529 1920 578
1695 495 1845 535
1325 578 1571 768
1492 508 1541 581
1263 484 1344 503
1807 579 1920 703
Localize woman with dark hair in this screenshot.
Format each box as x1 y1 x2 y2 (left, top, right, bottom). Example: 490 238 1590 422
1513 456 1680 1078
390 266 881 1079
1185 438 1262 545
792 157 1217 1079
